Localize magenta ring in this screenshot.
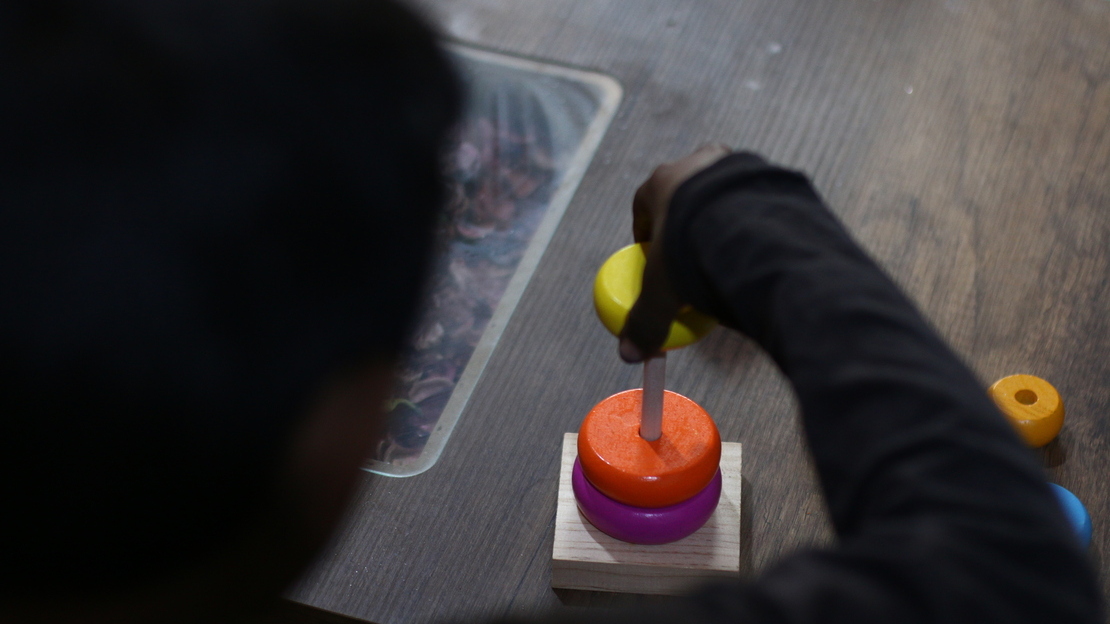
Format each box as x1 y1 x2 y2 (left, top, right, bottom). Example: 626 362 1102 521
572 457 721 544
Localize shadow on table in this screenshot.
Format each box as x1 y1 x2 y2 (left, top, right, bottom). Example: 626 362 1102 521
262 600 376 624
1036 437 1067 469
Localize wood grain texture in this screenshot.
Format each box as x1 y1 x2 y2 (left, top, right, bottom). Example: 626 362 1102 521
552 434 742 595
288 0 1110 622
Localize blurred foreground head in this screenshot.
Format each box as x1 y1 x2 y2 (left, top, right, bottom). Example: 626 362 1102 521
0 0 460 618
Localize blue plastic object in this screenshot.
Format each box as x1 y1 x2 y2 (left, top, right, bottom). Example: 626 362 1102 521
1049 483 1092 548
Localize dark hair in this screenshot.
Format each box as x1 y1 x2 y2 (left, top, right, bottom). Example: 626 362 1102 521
0 0 461 593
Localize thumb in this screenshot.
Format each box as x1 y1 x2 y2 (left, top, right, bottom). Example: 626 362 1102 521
618 250 683 363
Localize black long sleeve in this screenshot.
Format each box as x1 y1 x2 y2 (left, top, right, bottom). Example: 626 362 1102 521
645 153 1100 623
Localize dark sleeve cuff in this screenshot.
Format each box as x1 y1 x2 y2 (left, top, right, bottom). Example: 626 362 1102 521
660 152 765 328
660 151 863 343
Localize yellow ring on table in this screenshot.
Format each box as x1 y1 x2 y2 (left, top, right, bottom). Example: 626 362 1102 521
988 374 1065 448
593 243 716 350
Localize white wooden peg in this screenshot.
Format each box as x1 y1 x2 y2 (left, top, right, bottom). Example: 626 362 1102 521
640 354 666 441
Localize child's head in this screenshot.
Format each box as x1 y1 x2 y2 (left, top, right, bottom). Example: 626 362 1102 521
0 0 460 618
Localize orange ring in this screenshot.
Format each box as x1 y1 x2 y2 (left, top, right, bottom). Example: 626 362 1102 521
577 389 721 508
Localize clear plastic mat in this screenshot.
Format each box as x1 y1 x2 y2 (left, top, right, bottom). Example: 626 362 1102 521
365 45 621 476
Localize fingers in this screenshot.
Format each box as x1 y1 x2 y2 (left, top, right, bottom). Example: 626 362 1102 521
680 143 733 171
622 144 732 362
631 181 657 243
618 247 683 363
632 144 732 244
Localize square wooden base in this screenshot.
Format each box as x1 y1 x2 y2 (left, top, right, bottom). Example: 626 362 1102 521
551 433 742 595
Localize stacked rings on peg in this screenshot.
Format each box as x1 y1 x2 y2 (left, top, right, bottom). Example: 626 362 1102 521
573 389 722 544
988 374 1065 447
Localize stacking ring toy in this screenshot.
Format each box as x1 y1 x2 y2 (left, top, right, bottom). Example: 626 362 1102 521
578 389 721 508
1049 483 1092 548
593 243 716 349
573 458 721 544
988 374 1065 447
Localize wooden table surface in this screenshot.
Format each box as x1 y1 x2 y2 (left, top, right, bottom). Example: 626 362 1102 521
288 0 1110 621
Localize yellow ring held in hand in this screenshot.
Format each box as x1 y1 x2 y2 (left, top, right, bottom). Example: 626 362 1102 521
593 243 716 350
988 374 1065 448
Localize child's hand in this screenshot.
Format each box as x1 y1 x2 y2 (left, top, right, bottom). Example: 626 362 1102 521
619 144 730 363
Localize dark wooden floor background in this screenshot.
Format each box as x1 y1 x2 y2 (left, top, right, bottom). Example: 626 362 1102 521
287 0 1110 622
